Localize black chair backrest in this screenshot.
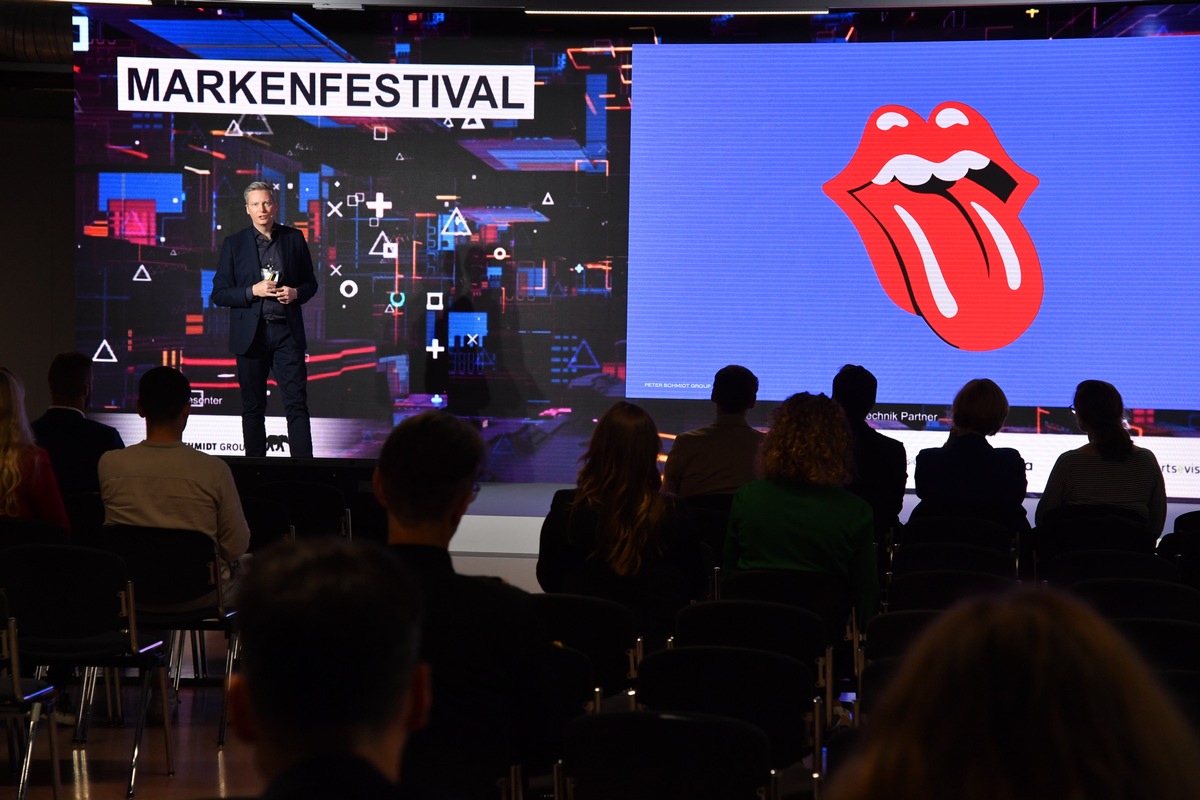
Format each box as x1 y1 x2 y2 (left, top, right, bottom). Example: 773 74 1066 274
91 524 220 609
561 710 771 800
0 517 69 550
674 600 825 663
898 515 1014 552
857 656 903 717
61 491 105 545
720 569 851 644
1042 549 1179 586
863 609 942 662
530 593 638 694
886 569 1015 612
636 645 815 769
1032 510 1156 566
0 544 128 640
681 493 735 559
1158 530 1200 591
891 542 1014 578
1070 578 1200 623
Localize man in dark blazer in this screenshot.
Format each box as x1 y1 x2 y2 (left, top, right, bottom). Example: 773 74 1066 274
211 181 317 457
31 351 125 494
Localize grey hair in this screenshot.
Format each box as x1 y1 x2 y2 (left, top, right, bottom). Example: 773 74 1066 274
244 181 274 203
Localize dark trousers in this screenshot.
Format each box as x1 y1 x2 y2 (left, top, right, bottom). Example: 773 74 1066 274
236 319 313 458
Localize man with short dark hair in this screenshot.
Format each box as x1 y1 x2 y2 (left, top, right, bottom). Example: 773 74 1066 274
662 364 764 497
374 410 551 798
211 181 317 458
98 367 249 603
31 352 124 494
229 538 430 800
832 364 908 540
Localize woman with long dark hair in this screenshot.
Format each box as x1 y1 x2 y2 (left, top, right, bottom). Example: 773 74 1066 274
537 401 704 646
1036 380 1166 534
0 367 70 532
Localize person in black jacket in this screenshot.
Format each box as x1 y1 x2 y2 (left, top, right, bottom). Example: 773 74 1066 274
31 352 124 494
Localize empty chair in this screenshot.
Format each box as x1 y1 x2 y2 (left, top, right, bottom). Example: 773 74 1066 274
681 493 734 564
857 610 942 721
1174 509 1200 534
239 495 295 552
897 515 1014 553
554 710 771 800
89 524 240 745
61 491 105 544
0 544 174 797
890 542 1014 579
530 593 640 699
674 599 832 722
1070 578 1200 622
635 645 819 776
720 569 853 645
1158 530 1200 591
1031 509 1156 573
253 480 350 539
0 591 63 800
886 570 1015 612
1041 549 1178 586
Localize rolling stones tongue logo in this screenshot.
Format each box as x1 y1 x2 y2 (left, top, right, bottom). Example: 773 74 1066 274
824 102 1042 351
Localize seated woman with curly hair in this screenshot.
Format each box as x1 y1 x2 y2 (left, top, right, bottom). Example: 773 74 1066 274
537 401 706 647
723 392 877 624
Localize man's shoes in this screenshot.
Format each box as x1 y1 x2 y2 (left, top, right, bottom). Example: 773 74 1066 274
52 709 78 727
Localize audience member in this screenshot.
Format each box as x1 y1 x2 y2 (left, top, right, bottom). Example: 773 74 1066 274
724 392 878 624
828 587 1200 800
375 410 555 798
229 538 429 800
662 364 764 497
1036 380 1167 535
831 364 907 541
538 401 706 646
31 352 125 495
911 378 1029 532
0 367 70 532
98 367 249 607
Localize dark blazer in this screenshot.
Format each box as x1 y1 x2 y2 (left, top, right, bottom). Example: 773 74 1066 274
210 224 317 355
912 432 1030 531
30 408 124 495
846 419 908 538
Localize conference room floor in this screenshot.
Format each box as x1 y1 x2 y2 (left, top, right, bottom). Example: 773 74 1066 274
15 633 263 800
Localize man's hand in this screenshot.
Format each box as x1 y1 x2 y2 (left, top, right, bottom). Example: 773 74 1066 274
252 278 277 298
275 285 298 304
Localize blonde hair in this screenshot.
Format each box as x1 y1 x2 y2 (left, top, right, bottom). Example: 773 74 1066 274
760 392 852 486
573 402 665 576
0 368 35 517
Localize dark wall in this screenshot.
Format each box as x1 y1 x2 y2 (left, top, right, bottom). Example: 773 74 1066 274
0 2 75 413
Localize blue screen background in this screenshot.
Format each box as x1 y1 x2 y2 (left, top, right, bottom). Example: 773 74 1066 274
627 37 1200 409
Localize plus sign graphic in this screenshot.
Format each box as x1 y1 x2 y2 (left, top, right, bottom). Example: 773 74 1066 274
426 338 445 359
365 192 393 218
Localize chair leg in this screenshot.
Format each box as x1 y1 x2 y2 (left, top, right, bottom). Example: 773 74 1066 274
217 631 238 746
157 666 175 777
15 700 41 800
125 669 154 798
74 666 99 744
46 699 62 800
197 632 209 680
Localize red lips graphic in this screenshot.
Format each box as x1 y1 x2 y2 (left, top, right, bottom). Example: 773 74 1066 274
824 102 1042 351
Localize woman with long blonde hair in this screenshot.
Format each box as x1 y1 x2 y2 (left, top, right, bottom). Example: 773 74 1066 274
0 367 70 531
537 402 704 647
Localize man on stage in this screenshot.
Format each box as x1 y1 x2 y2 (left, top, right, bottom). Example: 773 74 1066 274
211 181 317 458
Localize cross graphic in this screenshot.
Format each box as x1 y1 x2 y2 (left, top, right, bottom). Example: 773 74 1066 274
365 192 393 218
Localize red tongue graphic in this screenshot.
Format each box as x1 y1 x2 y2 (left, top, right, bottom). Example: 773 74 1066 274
855 178 1042 351
824 103 1043 351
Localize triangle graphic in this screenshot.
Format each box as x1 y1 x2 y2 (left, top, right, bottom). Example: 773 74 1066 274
567 339 600 371
462 118 485 130
395 152 408 161
132 264 152 282
442 119 455 129
550 281 567 297
169 249 178 257
491 434 515 456
186 123 208 149
368 231 394 257
238 114 274 136
542 192 555 206
225 119 244 137
440 207 472 238
92 339 118 363
122 212 148 237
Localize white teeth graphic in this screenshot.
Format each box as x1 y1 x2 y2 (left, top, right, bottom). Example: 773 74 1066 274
872 150 989 187
894 204 958 319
